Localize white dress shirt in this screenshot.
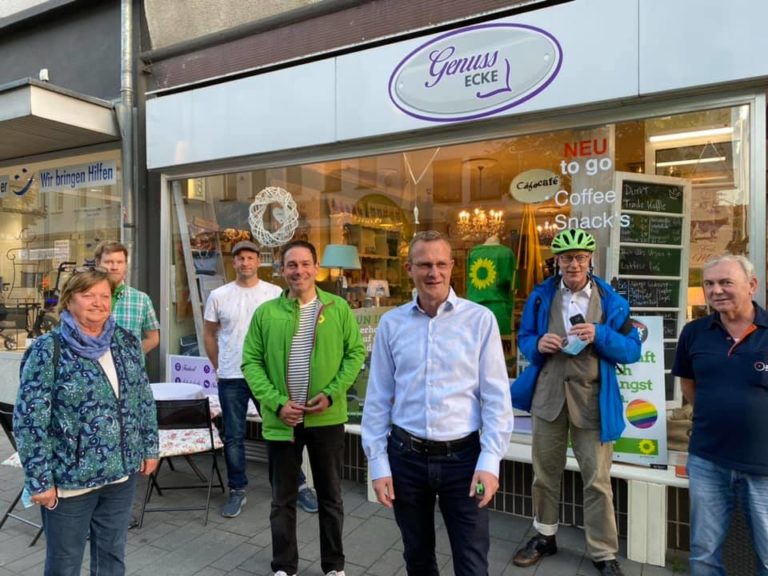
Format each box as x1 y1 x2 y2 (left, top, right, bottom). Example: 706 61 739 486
361 289 514 480
561 278 592 329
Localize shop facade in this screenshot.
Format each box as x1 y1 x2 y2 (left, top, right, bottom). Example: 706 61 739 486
0 0 160 400
145 0 768 561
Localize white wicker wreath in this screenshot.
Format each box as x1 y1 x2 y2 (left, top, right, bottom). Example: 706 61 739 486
248 186 299 247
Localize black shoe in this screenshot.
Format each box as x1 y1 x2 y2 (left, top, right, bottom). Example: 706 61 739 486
592 559 624 576
512 533 557 567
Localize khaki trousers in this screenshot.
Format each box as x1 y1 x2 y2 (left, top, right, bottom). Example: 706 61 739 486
531 408 618 561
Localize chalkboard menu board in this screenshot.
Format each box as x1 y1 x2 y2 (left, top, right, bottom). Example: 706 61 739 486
609 172 691 349
614 278 679 308
620 214 683 245
619 247 681 276
610 173 691 406
621 180 684 214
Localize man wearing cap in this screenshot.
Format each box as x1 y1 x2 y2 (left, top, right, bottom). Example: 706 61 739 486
512 229 641 576
203 241 285 517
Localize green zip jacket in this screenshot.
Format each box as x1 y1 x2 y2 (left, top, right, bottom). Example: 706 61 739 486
241 287 365 441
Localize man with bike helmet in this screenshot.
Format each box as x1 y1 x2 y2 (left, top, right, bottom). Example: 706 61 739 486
512 228 641 576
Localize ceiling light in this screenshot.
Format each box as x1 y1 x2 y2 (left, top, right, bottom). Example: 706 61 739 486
656 156 726 168
690 174 731 182
456 208 504 242
649 127 733 143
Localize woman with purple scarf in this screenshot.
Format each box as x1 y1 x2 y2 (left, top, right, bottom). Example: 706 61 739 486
14 266 158 576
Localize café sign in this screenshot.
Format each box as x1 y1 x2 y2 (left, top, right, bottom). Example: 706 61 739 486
389 23 562 123
510 169 561 203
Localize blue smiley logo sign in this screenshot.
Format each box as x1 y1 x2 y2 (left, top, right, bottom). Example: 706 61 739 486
12 168 34 196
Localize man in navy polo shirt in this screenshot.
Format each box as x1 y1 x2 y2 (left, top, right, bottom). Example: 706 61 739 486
672 254 768 575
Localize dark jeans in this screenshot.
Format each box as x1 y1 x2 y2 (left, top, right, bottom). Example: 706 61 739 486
218 378 255 490
388 434 489 576
218 378 307 490
267 423 345 575
41 474 137 576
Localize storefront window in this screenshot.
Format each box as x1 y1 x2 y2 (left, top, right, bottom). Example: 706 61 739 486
168 104 751 411
0 151 121 351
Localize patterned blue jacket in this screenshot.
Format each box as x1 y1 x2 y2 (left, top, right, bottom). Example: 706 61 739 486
13 326 158 494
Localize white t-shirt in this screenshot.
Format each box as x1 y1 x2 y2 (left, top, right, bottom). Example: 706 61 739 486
204 280 282 378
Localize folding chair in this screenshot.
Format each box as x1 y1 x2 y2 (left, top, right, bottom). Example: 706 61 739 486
0 401 44 546
139 398 224 527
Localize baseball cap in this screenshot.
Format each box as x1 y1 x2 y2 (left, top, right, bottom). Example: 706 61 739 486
231 240 261 256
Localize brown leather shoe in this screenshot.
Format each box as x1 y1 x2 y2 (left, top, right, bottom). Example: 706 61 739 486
512 533 557 567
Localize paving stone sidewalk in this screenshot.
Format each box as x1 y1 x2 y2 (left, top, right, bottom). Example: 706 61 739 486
0 435 688 575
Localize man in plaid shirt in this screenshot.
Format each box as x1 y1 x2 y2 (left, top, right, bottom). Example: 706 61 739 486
95 241 160 354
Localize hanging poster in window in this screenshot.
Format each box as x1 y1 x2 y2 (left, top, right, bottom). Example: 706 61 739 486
613 317 668 466
348 306 396 423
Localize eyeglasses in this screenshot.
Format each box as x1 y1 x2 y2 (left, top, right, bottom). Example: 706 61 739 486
558 254 591 265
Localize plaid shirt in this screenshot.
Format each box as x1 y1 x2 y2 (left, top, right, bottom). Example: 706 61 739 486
112 284 160 345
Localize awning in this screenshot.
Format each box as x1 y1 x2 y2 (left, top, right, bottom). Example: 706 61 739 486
0 78 120 162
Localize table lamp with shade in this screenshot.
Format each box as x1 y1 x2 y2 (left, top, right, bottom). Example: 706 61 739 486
687 286 708 320
320 244 361 295
366 279 390 307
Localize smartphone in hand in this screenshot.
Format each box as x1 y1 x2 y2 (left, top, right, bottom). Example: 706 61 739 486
569 313 585 325
564 313 588 355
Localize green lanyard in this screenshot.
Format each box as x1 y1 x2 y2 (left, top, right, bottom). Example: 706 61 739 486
112 283 125 309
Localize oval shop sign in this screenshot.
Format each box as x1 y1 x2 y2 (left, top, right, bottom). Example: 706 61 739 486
510 169 561 204
388 23 563 123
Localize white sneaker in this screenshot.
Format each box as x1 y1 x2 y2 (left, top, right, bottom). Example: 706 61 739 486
325 571 346 576
273 572 296 576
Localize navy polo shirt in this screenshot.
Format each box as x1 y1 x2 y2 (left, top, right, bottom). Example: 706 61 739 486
672 303 768 475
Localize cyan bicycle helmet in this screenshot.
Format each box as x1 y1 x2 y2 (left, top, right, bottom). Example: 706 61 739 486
550 228 596 254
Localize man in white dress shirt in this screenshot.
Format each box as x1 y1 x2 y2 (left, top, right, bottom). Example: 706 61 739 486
361 230 514 576
512 228 640 576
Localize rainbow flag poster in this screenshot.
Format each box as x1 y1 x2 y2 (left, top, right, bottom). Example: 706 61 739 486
626 399 658 429
612 316 668 466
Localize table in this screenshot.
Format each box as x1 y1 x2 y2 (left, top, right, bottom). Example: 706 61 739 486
150 382 206 401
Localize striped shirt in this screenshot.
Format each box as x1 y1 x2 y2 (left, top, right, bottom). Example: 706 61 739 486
287 299 320 423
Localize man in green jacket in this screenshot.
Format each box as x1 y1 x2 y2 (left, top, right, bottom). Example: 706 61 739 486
242 239 365 576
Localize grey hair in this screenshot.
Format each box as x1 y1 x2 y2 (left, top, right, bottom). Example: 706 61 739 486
703 253 756 281
408 231 451 262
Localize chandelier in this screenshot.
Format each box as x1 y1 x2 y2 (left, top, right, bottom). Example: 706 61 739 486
537 220 557 245
456 208 504 242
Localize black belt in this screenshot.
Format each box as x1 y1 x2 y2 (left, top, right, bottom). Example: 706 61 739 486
391 424 479 456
